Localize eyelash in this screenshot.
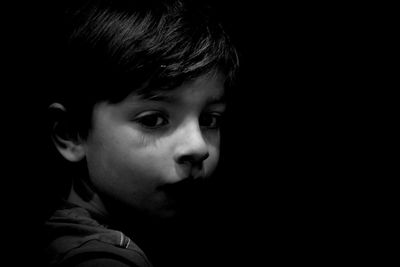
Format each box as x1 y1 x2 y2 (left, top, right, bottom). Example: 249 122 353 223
199 113 223 129
133 111 223 130
134 111 169 129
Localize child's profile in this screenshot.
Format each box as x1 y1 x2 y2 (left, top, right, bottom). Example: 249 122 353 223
42 0 239 266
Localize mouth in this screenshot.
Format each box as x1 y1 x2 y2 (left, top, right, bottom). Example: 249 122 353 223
159 177 208 206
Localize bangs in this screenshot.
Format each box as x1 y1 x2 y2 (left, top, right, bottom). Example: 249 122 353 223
63 0 239 103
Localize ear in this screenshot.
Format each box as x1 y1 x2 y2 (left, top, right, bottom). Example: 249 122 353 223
48 103 86 162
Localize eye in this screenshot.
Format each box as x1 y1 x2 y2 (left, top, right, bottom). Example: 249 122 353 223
134 111 168 129
200 113 223 129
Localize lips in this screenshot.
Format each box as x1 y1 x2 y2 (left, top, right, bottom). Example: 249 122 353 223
160 177 207 204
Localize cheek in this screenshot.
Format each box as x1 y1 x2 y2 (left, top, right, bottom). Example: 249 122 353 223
204 138 221 176
86 142 166 214
206 153 219 176
85 127 159 194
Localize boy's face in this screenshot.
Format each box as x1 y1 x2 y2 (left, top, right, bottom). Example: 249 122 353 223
83 73 226 219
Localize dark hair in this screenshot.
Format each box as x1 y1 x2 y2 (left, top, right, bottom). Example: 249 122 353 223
49 0 239 137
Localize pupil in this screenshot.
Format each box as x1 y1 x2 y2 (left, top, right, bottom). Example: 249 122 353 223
201 115 214 126
143 115 159 126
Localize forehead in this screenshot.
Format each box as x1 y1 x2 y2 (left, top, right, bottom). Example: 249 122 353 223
134 73 226 104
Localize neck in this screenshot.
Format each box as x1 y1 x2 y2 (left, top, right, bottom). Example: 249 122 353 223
67 178 109 218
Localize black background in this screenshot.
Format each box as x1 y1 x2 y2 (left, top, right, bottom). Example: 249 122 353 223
2 0 395 265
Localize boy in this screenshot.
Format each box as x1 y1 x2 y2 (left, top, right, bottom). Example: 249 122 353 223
43 0 239 266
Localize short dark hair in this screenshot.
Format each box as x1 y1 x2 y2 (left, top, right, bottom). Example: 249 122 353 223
49 0 239 137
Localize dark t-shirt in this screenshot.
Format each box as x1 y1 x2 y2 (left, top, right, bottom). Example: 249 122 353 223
44 202 153 267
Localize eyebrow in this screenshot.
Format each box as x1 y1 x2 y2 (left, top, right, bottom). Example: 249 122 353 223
206 94 226 105
137 91 226 105
138 92 178 103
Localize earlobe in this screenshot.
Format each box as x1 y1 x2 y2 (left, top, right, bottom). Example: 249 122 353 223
49 103 86 162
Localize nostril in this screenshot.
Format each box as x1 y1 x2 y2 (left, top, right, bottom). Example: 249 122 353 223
199 151 209 162
177 151 209 164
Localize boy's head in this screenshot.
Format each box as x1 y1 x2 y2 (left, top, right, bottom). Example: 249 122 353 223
52 0 238 137
49 0 238 221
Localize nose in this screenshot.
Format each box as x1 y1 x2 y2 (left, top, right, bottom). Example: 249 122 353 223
174 120 209 166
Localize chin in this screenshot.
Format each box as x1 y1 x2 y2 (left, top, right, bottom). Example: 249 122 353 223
143 209 180 226
158 209 179 219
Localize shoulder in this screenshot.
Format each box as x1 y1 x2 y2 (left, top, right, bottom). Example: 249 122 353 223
70 258 136 267
59 239 151 267
44 204 152 267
